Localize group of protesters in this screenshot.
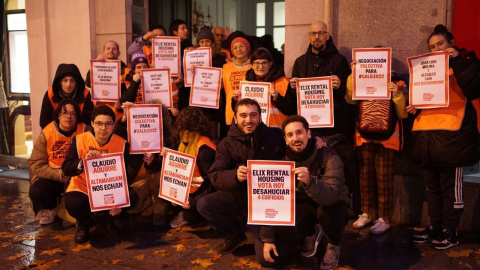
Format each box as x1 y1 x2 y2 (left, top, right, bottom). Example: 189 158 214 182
28 17 480 269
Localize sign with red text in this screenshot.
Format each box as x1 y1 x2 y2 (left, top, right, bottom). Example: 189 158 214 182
84 153 130 212
90 60 121 102
152 36 181 76
247 160 295 226
159 149 196 206
408 51 449 108
184 47 212 86
240 81 271 125
296 77 334 128
141 68 172 108
127 104 163 154
190 67 222 109
352 48 391 100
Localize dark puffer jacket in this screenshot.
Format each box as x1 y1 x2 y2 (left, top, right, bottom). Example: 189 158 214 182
40 64 94 129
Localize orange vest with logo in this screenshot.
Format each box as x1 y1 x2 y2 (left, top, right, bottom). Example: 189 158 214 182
44 122 88 168
190 136 216 193
412 69 466 131
268 77 289 128
66 132 126 194
222 62 252 124
48 87 90 112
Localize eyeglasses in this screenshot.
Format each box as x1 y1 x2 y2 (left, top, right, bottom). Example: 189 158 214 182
232 44 246 51
94 121 114 128
253 61 270 67
61 111 77 117
308 31 327 37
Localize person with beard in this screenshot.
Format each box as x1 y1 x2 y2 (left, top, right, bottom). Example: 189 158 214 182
252 115 348 269
196 98 286 254
232 47 288 128
40 63 94 129
85 40 128 87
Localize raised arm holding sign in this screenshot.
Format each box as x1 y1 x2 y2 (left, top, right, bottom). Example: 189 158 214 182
352 48 391 100
190 67 222 109
90 60 121 102
152 36 181 75
296 77 334 128
184 47 212 86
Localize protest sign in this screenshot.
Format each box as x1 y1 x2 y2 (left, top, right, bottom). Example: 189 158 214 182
408 51 449 108
247 160 295 226
296 77 334 128
127 104 163 154
352 48 391 100
152 36 181 76
84 153 130 211
240 81 271 125
189 67 222 109
184 47 212 86
90 60 121 102
141 68 172 108
159 149 196 206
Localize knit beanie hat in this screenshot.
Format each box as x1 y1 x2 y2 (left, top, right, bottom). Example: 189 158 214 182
231 37 251 55
131 51 148 68
196 26 214 42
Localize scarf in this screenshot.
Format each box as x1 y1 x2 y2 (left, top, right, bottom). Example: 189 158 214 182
285 138 317 167
178 130 200 156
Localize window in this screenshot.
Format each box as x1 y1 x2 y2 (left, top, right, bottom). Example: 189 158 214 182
255 1 285 51
6 11 30 99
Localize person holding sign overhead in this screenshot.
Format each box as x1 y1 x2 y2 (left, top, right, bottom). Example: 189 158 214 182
29 100 91 227
345 63 408 234
127 25 166 66
408 25 480 250
62 106 139 243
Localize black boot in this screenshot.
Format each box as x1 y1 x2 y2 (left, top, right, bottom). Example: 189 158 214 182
74 221 90 244
215 233 247 254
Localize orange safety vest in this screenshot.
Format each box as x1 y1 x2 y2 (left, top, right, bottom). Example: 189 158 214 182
412 69 467 131
190 136 216 194
268 77 289 128
93 101 124 121
354 122 402 150
66 132 126 194
222 61 252 124
43 122 88 168
48 87 90 112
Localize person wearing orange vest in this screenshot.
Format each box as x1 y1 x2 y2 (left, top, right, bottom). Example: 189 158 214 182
40 63 94 129
163 107 216 229
345 69 408 235
62 105 140 243
127 25 166 67
29 100 90 227
409 25 480 250
233 47 289 128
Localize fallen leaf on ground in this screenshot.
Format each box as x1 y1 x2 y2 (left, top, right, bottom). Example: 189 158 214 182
71 243 93 252
188 266 209 270
446 249 473 258
337 266 356 270
153 249 172 257
179 236 195 245
40 248 63 256
2 242 11 248
6 252 27 260
28 260 46 267
101 260 109 265
12 225 23 231
196 243 209 249
173 244 187 251
14 233 36 242
111 259 122 264
163 233 174 239
247 261 262 269
191 258 214 268
233 258 252 268
134 254 145 260
51 234 74 242
36 259 61 270
459 261 473 269
209 253 222 261
421 250 436 257
0 231 15 238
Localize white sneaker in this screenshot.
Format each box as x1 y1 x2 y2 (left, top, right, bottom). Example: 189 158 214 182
320 243 340 270
38 209 56 225
370 218 390 234
169 212 188 228
352 213 371 229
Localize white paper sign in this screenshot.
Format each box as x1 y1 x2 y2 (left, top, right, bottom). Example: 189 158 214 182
247 160 295 226
159 149 196 206
408 51 449 108
127 104 163 154
184 47 212 86
240 81 271 125
152 36 181 76
190 67 222 109
352 48 391 100
84 153 130 212
141 68 173 108
90 60 121 102
296 77 334 128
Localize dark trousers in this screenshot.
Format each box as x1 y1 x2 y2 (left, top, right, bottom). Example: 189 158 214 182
197 191 247 235
183 180 215 224
423 165 464 232
29 178 65 214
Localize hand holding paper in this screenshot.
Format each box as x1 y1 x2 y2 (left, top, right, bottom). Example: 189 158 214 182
237 165 248 182
292 167 311 185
